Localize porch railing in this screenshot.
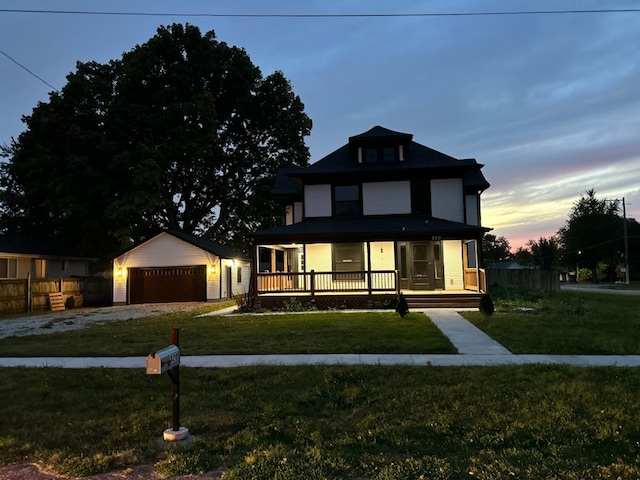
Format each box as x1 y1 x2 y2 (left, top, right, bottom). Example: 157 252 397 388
257 270 399 295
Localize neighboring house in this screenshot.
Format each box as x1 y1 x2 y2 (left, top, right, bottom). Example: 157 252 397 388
0 233 94 279
112 230 250 305
485 261 538 270
252 125 491 308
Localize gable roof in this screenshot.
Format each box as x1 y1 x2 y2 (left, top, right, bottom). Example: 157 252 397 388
0 233 95 260
165 230 245 260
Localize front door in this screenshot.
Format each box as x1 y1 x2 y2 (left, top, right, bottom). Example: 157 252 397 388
411 243 434 290
397 241 444 290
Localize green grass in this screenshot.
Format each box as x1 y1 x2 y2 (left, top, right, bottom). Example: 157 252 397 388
464 288 640 354
2 365 640 478
0 311 455 356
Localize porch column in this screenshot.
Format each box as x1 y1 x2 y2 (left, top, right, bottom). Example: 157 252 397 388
366 242 372 294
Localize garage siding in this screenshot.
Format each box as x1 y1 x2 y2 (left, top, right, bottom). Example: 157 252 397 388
113 233 220 304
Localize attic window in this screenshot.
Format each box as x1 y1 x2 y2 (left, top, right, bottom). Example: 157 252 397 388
363 146 399 163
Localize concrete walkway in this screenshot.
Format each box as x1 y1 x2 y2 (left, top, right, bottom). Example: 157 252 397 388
2 309 640 368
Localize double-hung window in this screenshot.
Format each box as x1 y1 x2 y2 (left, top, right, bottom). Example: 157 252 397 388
333 185 360 217
0 258 18 278
332 243 364 280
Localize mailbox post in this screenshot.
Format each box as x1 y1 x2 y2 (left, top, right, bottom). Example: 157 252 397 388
146 328 189 442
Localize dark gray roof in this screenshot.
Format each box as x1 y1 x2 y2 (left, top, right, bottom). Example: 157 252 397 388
166 230 246 260
0 233 94 260
254 216 489 243
272 126 490 195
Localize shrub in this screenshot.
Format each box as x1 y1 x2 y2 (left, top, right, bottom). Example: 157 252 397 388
479 293 495 316
395 293 409 317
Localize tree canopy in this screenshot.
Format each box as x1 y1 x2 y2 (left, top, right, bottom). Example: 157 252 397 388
558 189 625 281
0 24 312 266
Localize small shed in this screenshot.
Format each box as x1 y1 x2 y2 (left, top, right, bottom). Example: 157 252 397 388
112 230 250 305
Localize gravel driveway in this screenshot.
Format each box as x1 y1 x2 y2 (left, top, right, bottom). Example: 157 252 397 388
0 303 219 340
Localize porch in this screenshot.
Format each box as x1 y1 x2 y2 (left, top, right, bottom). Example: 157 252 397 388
254 269 486 309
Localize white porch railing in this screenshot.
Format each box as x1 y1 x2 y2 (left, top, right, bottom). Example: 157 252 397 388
257 270 399 295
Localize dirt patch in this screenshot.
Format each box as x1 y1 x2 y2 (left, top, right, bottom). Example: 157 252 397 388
0 303 223 340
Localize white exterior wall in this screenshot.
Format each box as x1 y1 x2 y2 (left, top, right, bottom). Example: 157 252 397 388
285 205 293 226
305 243 332 272
362 181 411 215
431 178 464 223
294 202 303 223
443 240 464 290
304 184 332 217
465 194 479 226
220 258 251 299
112 232 221 304
368 241 395 270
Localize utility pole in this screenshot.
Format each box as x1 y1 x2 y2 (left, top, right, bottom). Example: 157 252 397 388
623 197 630 285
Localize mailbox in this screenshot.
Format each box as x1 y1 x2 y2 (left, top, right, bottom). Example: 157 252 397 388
146 345 180 375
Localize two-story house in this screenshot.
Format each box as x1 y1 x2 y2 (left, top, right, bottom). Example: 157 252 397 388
252 126 491 309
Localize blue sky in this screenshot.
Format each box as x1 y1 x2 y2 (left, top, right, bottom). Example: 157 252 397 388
1 1 639 249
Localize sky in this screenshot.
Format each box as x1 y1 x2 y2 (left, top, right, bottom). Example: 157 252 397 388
1 0 639 250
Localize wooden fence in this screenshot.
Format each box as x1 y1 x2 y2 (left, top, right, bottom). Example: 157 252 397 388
486 269 560 292
0 277 112 314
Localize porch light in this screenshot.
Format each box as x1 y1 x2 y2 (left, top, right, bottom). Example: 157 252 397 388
208 264 217 275
116 267 124 278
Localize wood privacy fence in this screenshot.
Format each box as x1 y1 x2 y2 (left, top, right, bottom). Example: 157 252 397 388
0 277 112 314
486 269 560 292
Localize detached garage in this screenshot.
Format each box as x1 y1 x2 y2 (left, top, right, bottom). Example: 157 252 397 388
112 231 250 305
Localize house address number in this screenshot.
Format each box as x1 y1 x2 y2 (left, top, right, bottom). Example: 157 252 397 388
431 236 442 241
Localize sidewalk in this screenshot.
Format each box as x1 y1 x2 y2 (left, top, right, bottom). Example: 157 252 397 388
2 309 640 368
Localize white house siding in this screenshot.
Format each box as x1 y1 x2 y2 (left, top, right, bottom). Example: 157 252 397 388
305 243 332 272
219 258 251 299
304 184 332 217
369 241 395 290
112 232 220 304
294 202 303 223
443 240 463 290
362 181 411 215
285 205 293 226
431 179 464 223
369 242 395 270
465 194 479 226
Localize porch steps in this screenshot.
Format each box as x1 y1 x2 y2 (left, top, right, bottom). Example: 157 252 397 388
404 293 482 309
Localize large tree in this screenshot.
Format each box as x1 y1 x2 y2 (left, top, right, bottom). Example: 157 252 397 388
482 234 513 265
0 24 312 265
558 189 622 282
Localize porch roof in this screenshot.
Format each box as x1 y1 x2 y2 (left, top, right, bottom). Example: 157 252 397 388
253 215 490 243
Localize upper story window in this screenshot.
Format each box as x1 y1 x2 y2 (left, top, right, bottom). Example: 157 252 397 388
334 185 360 217
0 257 18 279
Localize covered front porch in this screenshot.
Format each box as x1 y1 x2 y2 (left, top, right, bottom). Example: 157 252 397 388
252 239 486 309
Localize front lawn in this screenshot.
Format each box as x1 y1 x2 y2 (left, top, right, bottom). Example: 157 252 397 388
2 365 640 479
464 288 640 354
0 311 455 357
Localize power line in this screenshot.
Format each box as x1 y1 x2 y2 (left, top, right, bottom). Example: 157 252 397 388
0 49 58 92
1 8 640 18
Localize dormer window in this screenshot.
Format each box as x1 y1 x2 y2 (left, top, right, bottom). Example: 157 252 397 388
362 146 400 164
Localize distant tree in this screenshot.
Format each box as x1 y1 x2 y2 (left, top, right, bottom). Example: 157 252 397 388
557 189 622 282
482 234 513 265
513 246 534 266
527 236 561 270
0 24 312 266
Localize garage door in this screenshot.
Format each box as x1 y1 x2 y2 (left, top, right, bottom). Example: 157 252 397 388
129 266 207 304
